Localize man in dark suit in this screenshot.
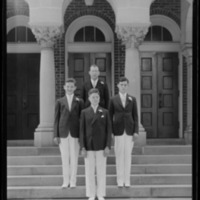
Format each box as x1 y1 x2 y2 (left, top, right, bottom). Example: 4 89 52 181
80 64 110 109
109 77 139 188
54 78 84 189
79 88 112 200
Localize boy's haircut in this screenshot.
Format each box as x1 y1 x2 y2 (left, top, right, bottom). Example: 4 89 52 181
88 88 100 96
118 77 129 84
90 64 99 70
65 78 76 85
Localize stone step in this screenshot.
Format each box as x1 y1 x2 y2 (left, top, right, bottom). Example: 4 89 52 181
12 199 192 200
7 185 192 198
10 199 192 200
7 139 186 146
143 145 192 155
7 164 192 176
7 140 34 146
7 174 192 186
7 145 192 156
146 139 186 145
7 155 192 165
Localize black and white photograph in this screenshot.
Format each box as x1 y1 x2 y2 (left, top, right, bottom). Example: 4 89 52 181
1 0 199 200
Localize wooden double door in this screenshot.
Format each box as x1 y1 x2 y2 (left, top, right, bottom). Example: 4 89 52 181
140 52 179 138
7 54 40 140
68 53 111 96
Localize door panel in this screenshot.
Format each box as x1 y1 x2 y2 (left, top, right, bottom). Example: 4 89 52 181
140 52 178 138
69 53 111 96
140 54 157 138
157 53 179 138
7 54 40 140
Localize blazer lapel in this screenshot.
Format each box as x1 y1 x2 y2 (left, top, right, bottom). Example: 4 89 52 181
125 95 132 108
116 94 124 109
91 106 100 124
71 96 78 111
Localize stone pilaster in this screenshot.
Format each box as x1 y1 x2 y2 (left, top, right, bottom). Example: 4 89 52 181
116 24 150 146
31 26 62 146
182 45 192 145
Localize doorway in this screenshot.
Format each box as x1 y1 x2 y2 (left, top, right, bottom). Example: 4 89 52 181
7 54 40 140
140 52 179 138
68 52 111 96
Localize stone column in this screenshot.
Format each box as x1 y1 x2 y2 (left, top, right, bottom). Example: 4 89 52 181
183 46 192 145
116 24 149 146
31 26 62 146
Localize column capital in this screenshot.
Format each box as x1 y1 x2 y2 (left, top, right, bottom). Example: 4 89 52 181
30 25 63 48
182 44 192 66
115 23 150 48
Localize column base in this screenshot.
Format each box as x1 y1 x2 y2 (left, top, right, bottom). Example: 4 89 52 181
134 124 146 147
184 126 192 145
34 124 55 147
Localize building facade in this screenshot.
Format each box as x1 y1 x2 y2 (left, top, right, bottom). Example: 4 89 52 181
6 0 193 146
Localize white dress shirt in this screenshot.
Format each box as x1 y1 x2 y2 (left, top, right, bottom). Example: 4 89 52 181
119 92 127 107
91 79 98 88
66 94 74 111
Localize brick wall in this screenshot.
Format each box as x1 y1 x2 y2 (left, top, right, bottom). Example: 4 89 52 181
151 0 181 26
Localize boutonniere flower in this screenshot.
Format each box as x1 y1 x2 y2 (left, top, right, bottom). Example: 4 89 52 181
75 97 80 101
101 81 104 85
128 96 132 101
98 109 104 118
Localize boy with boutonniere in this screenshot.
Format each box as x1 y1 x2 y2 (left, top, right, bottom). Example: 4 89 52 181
79 88 112 200
54 78 84 189
109 77 139 188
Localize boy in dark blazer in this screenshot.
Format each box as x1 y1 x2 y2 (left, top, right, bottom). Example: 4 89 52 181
109 77 139 187
79 88 111 200
54 78 84 188
80 64 110 109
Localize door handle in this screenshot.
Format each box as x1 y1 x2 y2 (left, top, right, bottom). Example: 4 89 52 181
22 98 27 109
159 93 163 108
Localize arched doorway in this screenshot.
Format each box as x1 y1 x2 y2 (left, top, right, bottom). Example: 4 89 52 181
65 15 114 96
139 15 181 139
7 16 40 140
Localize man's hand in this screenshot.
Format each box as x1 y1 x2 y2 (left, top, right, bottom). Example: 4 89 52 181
53 137 60 145
81 148 87 158
132 133 139 141
104 146 110 157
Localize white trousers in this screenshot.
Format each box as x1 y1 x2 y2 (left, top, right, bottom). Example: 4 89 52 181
59 134 80 186
85 151 107 198
114 132 134 185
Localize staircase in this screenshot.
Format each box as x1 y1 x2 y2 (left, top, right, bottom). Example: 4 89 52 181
7 140 192 200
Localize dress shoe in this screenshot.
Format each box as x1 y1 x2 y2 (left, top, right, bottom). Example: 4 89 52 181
88 197 95 200
125 183 130 188
98 197 105 200
70 184 76 188
61 184 68 189
117 183 123 188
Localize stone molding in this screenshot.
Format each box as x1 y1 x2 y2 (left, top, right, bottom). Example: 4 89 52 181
115 23 150 48
182 45 192 66
30 26 63 48
85 0 94 6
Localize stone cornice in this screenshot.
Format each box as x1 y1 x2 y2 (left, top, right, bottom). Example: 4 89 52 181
30 25 63 48
115 23 150 48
